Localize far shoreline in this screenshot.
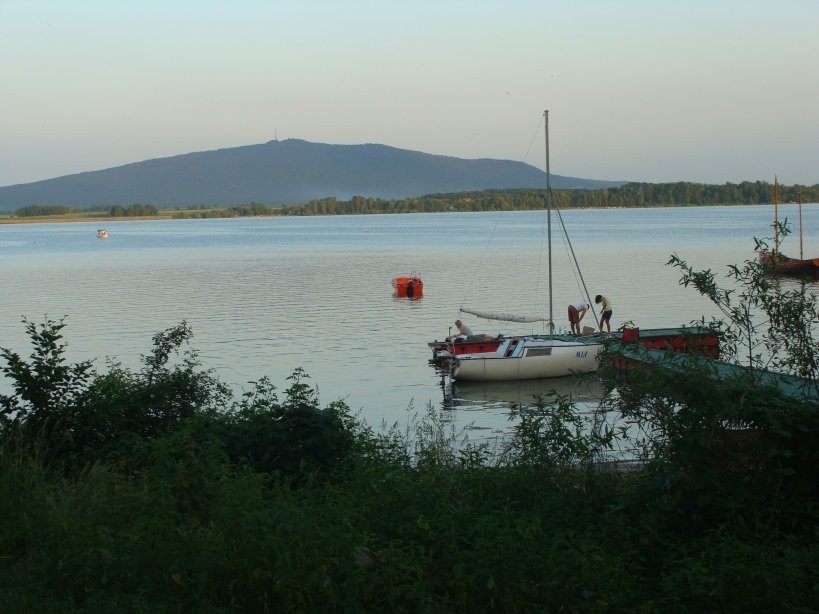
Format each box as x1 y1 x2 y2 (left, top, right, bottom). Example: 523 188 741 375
0 216 163 225
2 182 817 224
0 202 787 226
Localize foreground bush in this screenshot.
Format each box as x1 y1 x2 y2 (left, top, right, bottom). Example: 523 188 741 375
0 313 817 611
0 319 359 483
0 443 817 612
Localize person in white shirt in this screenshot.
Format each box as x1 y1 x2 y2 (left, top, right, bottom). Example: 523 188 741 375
567 299 590 336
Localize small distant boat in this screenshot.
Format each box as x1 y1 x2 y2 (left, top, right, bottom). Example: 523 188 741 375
392 273 423 299
759 178 819 277
97 229 109 239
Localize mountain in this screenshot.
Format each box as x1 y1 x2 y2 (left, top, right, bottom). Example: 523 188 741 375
0 139 624 212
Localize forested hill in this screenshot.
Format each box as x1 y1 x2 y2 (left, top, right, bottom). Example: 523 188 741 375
0 139 623 213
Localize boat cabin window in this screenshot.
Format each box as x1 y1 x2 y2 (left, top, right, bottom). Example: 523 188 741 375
525 347 553 357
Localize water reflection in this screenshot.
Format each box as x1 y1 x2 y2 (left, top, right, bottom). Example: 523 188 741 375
449 374 606 411
443 371 645 463
428 356 610 434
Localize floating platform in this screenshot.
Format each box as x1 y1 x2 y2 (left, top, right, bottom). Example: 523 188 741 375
392 275 423 299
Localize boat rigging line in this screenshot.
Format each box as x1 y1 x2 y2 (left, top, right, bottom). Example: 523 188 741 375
543 110 599 333
458 210 505 315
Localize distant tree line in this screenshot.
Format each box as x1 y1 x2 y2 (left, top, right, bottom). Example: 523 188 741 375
11 203 159 217
110 203 159 217
14 204 77 217
11 181 819 219
213 181 819 217
170 203 283 219
575 181 819 208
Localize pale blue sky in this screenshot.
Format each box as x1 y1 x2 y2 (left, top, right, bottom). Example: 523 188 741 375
2 0 817 187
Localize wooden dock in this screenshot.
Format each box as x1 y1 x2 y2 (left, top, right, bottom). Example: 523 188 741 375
607 342 819 404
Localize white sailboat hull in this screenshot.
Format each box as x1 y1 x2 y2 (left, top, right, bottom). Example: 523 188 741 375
451 338 603 381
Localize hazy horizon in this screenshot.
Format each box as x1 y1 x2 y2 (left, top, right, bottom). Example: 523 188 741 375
2 1 817 188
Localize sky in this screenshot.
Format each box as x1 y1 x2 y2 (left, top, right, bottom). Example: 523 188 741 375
1 0 818 188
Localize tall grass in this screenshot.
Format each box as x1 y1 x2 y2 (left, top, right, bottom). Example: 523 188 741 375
1 399 817 612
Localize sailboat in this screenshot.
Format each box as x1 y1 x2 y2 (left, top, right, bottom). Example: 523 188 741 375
759 178 819 277
449 111 604 382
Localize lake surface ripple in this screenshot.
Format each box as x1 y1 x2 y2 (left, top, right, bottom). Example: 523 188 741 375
2 204 817 435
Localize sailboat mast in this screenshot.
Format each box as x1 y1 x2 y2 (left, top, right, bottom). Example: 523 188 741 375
774 175 779 254
544 110 553 335
799 189 804 259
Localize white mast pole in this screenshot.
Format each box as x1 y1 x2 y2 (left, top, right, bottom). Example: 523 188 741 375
545 110 553 335
774 175 779 254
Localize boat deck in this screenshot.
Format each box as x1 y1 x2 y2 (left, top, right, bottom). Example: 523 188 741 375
429 326 720 362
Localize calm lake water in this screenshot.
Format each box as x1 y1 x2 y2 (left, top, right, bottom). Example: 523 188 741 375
2 204 817 436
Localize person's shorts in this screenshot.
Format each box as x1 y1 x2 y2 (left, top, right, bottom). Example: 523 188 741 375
568 305 580 323
602 309 612 320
